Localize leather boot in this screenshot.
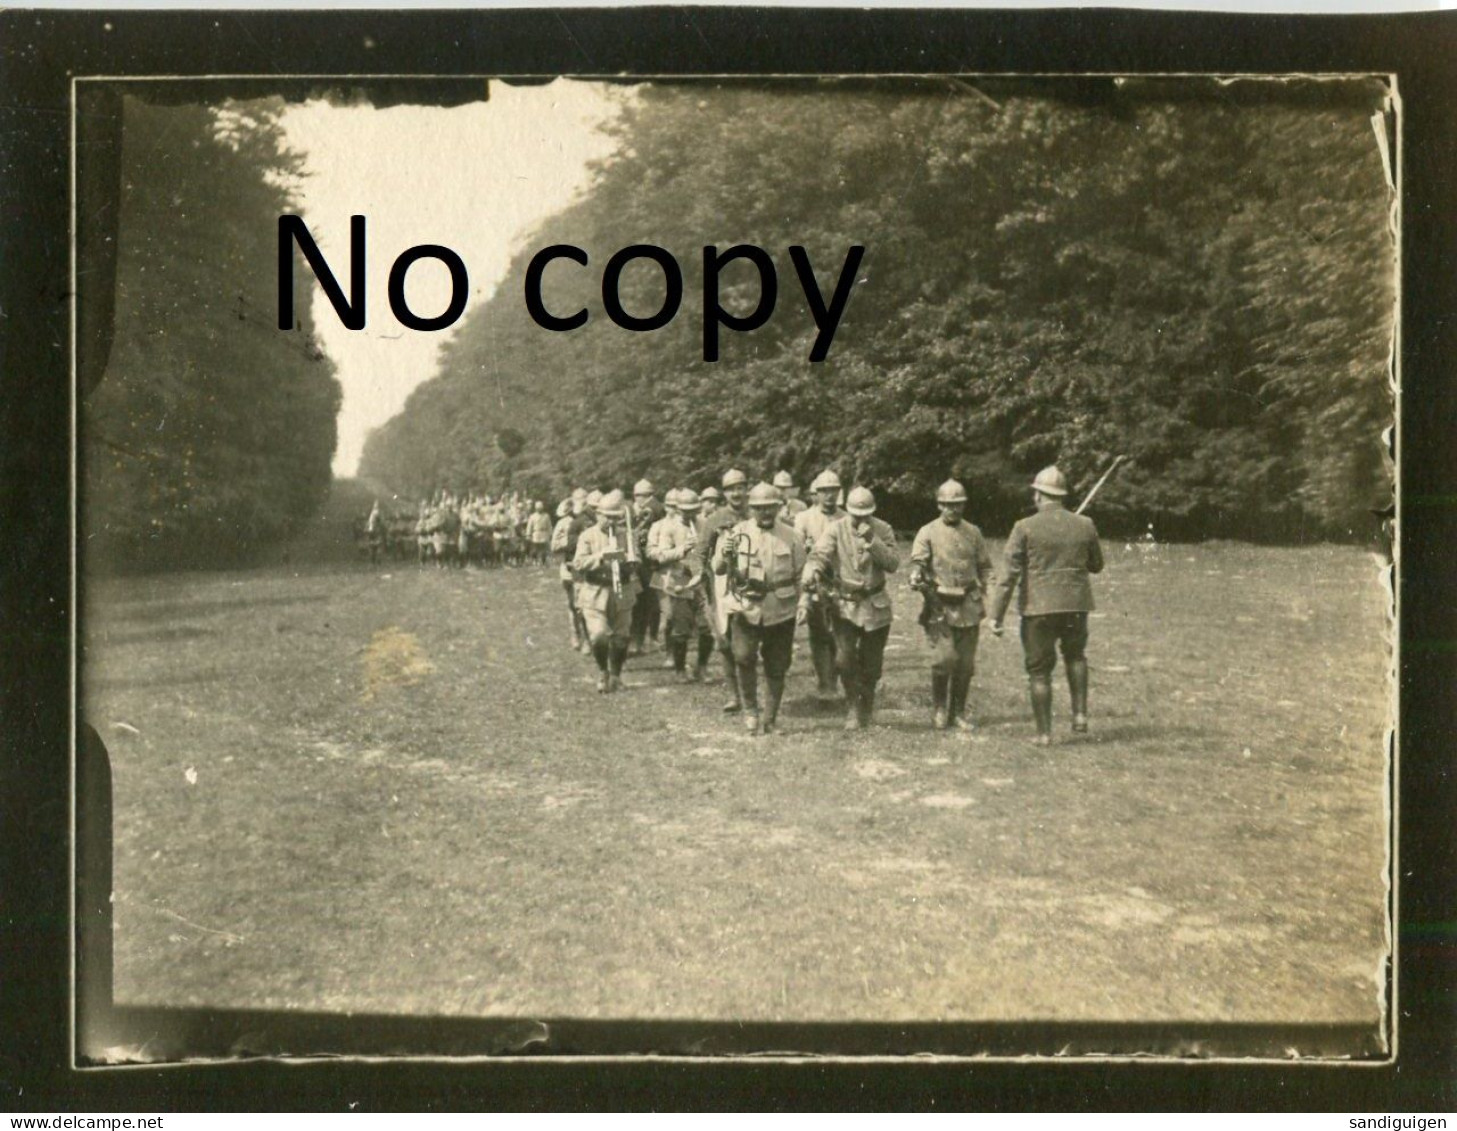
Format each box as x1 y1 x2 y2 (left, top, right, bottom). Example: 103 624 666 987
1029 675 1053 744
857 687 875 729
950 674 975 730
721 651 742 711
764 678 785 735
1067 658 1089 732
931 672 950 730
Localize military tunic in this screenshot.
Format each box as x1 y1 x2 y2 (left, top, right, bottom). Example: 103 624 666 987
793 505 843 553
572 522 639 641
805 514 899 631
909 518 995 627
989 505 1104 619
713 519 806 627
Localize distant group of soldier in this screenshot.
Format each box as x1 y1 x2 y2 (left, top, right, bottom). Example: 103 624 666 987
363 490 555 568
547 466 1104 746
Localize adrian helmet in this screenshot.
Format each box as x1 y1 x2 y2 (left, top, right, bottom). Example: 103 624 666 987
809 469 843 492
597 489 627 518
1032 466 1069 497
747 482 782 508
935 479 968 504
721 468 748 489
772 470 795 489
845 486 877 517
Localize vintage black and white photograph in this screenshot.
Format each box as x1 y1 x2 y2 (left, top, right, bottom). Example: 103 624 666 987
76 72 1396 1061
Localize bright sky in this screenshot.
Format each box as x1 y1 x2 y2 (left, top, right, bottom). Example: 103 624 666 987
279 80 628 477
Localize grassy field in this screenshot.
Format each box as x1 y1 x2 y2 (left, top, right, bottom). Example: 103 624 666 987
82 538 1391 1030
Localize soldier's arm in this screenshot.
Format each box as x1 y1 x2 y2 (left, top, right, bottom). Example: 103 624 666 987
804 526 837 586
868 520 900 572
711 527 730 575
976 530 994 594
1087 523 1105 575
988 525 1025 625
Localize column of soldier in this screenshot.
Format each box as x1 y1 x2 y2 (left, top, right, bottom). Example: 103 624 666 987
552 465 1103 746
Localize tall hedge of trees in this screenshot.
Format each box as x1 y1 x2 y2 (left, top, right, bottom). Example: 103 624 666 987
360 78 1394 540
84 95 341 570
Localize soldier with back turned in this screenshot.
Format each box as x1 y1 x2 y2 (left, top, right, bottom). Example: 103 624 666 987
989 466 1104 746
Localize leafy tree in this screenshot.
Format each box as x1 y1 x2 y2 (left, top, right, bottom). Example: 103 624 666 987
361 79 1393 540
85 95 342 569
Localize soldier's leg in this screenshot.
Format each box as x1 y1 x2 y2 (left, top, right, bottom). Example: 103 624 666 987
666 596 694 676
718 619 742 712
629 587 649 653
582 607 612 691
1060 613 1091 732
927 625 956 729
859 624 891 728
761 619 796 733
807 615 839 699
607 596 633 687
730 616 761 730
948 625 981 730
1021 616 1056 744
831 617 862 728
645 587 662 645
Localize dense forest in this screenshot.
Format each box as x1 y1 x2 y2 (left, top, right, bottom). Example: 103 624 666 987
84 95 341 570
363 77 1395 540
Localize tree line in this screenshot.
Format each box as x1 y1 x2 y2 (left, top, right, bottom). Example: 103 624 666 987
361 77 1394 542
84 95 341 571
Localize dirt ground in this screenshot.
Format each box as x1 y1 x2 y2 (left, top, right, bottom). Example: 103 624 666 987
82 539 1391 1031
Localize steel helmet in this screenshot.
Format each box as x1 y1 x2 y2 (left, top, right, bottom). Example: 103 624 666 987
663 487 682 508
556 499 572 518
772 470 795 489
701 486 724 502
810 469 842 492
585 489 603 509
633 478 655 497
597 489 627 517
748 482 781 508
677 488 702 511
1032 466 1069 497
571 487 588 501
721 468 748 489
845 486 877 517
935 479 968 504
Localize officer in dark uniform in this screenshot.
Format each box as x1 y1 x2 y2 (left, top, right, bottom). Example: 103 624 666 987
989 466 1105 746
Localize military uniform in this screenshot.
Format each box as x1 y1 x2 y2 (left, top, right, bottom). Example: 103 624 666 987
651 502 713 679
572 502 640 691
910 508 994 728
697 475 752 709
989 468 1104 740
629 488 665 652
794 499 846 697
805 497 899 728
713 492 806 733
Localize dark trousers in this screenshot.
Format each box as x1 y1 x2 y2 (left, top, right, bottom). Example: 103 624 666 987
927 623 980 719
631 584 661 648
730 615 795 713
1020 613 1088 677
562 579 587 644
806 610 838 694
832 619 889 701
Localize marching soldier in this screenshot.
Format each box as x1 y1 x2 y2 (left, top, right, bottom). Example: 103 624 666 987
699 469 752 713
572 489 639 693
989 466 1105 746
774 470 807 521
651 488 715 681
526 500 553 565
793 469 846 700
551 499 586 650
909 479 994 731
713 482 807 735
804 486 900 730
630 479 665 654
